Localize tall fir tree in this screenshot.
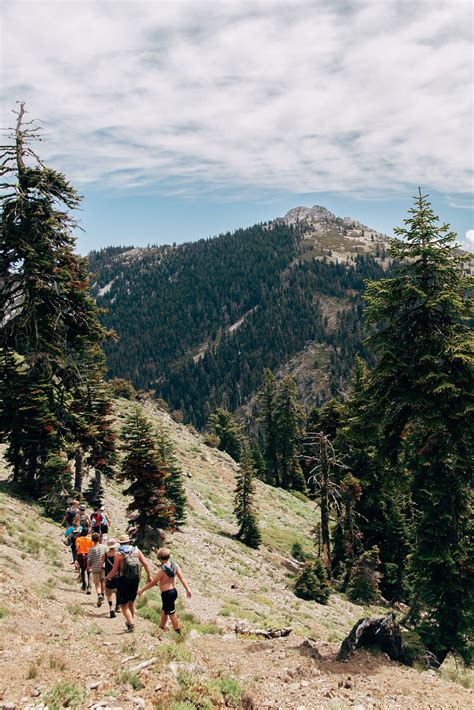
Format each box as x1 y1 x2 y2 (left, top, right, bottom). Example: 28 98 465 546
257 369 279 485
119 406 175 551
364 190 473 664
273 375 306 490
336 358 412 600
157 429 187 528
0 104 114 496
208 407 244 462
234 449 262 549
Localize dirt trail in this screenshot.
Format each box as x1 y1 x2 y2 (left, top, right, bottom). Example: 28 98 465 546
1 488 472 710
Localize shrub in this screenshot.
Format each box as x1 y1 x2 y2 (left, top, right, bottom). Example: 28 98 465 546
347 546 382 604
203 433 220 448
294 559 331 604
43 682 86 710
291 542 308 562
109 377 137 399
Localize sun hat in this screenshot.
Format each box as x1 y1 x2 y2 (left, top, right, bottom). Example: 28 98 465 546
79 504 86 510
107 538 119 549
118 534 131 544
100 506 105 511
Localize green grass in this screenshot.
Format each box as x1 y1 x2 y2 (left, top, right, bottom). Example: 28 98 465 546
0 607 9 619
49 657 66 671
174 673 243 710
43 682 86 710
18 534 41 555
137 592 221 635
118 670 142 690
27 663 39 679
66 603 84 618
156 640 192 663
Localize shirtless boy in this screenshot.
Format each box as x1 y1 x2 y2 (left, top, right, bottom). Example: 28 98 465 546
138 547 192 633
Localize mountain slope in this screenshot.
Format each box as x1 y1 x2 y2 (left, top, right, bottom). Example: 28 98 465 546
89 207 390 426
1 398 471 709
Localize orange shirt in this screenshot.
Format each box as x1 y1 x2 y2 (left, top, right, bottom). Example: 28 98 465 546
75 536 94 555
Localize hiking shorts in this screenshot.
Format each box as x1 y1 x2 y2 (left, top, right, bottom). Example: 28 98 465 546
100 524 108 534
117 578 139 605
92 570 104 585
161 588 178 615
76 553 88 570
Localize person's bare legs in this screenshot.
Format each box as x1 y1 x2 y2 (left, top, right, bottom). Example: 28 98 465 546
160 611 168 630
121 603 133 626
170 612 180 632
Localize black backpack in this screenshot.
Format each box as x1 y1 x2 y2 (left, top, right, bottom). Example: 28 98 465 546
122 549 141 581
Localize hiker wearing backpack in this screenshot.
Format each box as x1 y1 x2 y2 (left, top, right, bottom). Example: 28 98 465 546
99 507 110 543
138 547 192 634
102 538 121 618
62 499 79 528
91 506 102 537
104 534 152 632
62 517 82 564
87 532 107 607
78 504 91 533
75 530 93 592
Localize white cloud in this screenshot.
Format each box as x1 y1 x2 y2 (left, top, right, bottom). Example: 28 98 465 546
1 0 473 198
465 229 474 247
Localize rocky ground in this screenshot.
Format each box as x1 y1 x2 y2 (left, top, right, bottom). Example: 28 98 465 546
0 401 472 709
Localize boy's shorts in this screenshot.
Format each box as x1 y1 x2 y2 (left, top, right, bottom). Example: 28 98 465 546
92 570 104 585
161 588 178 615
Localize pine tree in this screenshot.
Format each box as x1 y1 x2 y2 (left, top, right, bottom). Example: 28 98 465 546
365 190 473 664
157 430 187 528
119 406 175 551
347 546 382 604
273 375 305 490
294 558 331 604
0 104 113 495
257 369 279 485
208 408 244 462
336 359 412 600
234 449 261 548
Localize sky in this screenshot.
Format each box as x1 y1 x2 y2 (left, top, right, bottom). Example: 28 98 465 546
1 0 473 253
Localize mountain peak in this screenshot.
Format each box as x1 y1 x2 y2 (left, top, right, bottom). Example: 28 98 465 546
279 205 337 226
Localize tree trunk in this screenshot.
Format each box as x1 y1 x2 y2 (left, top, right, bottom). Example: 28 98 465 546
74 446 83 492
319 433 332 579
337 614 407 664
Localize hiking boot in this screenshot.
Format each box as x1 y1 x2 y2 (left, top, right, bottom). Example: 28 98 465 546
125 622 135 633
110 608 116 618
97 594 104 607
86 586 91 595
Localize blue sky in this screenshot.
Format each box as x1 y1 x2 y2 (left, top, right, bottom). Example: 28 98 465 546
1 1 473 253
78 187 473 255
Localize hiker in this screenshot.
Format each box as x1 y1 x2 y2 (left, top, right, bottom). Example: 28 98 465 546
75 529 93 593
138 547 192 634
62 499 79 528
91 506 102 537
104 534 152 632
103 538 121 618
62 516 82 564
99 506 110 543
78 504 91 532
87 532 107 607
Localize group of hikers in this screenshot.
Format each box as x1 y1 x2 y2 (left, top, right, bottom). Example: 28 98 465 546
61 500 192 633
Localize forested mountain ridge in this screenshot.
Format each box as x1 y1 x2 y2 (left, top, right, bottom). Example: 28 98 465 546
89 207 391 426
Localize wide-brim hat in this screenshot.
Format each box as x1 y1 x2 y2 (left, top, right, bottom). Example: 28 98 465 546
79 505 86 510
107 538 119 549
118 534 131 544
